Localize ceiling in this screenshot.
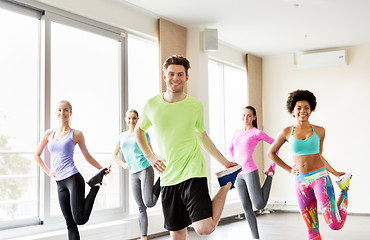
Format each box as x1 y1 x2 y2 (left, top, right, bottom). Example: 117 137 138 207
119 0 370 57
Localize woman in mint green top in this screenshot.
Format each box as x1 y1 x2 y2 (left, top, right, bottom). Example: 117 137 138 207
113 109 160 240
118 130 151 173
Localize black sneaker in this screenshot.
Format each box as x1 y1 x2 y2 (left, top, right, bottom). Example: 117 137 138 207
87 168 108 188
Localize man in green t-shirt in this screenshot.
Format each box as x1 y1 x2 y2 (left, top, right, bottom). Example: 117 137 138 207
135 55 241 239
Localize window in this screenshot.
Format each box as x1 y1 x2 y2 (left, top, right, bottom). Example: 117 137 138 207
0 0 145 229
127 35 160 213
208 60 247 200
49 20 121 216
0 0 162 232
0 4 41 228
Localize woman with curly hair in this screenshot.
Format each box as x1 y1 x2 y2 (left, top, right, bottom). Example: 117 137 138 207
267 90 351 240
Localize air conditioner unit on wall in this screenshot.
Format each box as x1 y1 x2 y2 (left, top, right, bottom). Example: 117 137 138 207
294 49 347 69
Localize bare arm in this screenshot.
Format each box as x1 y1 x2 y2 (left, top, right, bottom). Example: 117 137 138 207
317 127 344 178
267 127 297 174
34 129 55 177
74 130 104 170
148 142 154 154
321 156 344 178
196 131 238 168
112 144 129 169
134 125 165 172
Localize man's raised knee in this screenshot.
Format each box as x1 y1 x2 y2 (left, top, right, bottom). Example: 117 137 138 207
194 223 216 235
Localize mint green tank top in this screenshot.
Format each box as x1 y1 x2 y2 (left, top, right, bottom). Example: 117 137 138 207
289 125 320 156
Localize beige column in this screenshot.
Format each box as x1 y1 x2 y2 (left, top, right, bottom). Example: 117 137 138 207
158 18 187 92
246 53 264 182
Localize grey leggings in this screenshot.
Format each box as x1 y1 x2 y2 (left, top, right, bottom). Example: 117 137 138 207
131 166 159 237
235 170 272 239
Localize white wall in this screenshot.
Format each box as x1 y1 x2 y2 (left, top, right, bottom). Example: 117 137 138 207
208 42 246 68
36 0 157 38
263 46 370 214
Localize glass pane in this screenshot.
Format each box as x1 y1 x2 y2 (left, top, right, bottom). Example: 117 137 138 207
208 61 247 200
224 65 247 200
127 35 160 213
0 154 38 222
127 36 159 114
0 8 39 223
224 65 248 145
0 8 39 151
127 35 160 153
49 22 120 215
208 61 225 196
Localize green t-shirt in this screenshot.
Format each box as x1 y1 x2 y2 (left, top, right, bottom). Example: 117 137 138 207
139 94 206 186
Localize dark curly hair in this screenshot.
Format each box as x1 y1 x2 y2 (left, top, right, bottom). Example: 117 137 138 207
286 90 317 113
163 55 191 76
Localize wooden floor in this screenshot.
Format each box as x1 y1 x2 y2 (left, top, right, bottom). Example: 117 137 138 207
151 211 370 239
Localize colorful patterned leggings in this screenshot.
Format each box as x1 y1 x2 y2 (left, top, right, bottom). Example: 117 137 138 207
295 167 348 240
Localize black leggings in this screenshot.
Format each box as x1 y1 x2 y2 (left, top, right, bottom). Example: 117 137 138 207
56 172 100 240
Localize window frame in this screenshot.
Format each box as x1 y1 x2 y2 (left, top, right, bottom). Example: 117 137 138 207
208 58 247 200
126 33 160 214
0 0 142 229
40 11 127 225
1 0 162 231
0 1 42 230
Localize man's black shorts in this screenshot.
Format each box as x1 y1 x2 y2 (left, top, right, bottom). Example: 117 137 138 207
161 177 213 231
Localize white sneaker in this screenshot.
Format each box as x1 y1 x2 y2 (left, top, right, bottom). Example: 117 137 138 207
335 173 352 191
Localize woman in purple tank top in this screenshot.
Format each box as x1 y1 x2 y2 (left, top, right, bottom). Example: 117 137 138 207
34 100 111 240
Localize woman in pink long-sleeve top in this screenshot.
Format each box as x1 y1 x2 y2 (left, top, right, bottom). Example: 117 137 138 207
228 106 276 240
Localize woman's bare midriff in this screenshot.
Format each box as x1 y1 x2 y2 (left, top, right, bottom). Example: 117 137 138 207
292 153 323 173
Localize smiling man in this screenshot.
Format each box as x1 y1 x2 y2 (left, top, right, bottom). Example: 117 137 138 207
135 55 241 240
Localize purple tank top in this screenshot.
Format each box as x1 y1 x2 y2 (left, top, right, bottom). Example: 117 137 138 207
48 129 79 180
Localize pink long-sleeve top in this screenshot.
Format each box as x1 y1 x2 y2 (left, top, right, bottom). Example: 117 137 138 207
228 127 275 174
